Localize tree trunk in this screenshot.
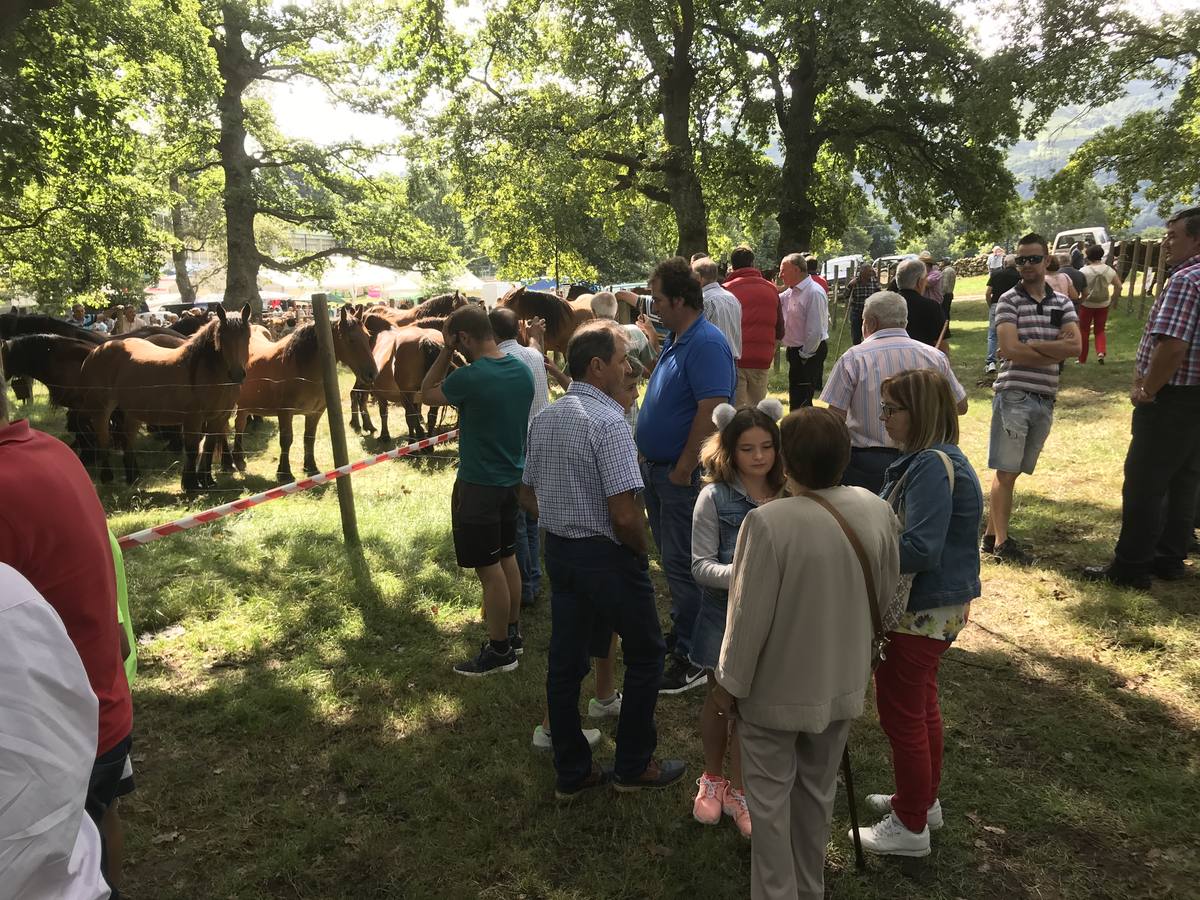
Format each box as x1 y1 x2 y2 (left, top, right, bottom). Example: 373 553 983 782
658 4 708 259
168 172 196 305
775 62 821 259
214 4 262 320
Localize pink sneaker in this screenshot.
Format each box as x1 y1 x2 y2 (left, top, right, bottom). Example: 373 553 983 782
692 773 726 825
722 784 752 839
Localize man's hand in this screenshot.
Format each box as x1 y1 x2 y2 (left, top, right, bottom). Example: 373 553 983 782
526 316 547 347
1131 384 1155 406
668 464 692 486
711 683 736 718
442 319 458 351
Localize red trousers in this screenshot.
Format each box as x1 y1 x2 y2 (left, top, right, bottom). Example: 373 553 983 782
873 632 950 832
1078 305 1109 363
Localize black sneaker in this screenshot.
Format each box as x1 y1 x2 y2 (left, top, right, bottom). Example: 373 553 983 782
1152 560 1190 581
658 656 706 695
993 541 1033 565
453 641 518 677
508 625 524 656
554 763 613 801
1081 565 1151 591
980 534 996 555
613 758 687 792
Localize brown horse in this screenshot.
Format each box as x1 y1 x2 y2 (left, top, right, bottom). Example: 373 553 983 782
80 304 252 489
363 292 469 329
2 334 99 453
498 286 593 353
354 323 452 443
0 313 105 344
231 306 377 482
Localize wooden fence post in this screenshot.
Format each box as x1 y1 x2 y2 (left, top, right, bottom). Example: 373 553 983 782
1126 239 1142 315
312 292 360 548
1139 241 1155 317
1152 239 1168 301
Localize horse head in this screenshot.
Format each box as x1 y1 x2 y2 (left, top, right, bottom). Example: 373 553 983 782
335 304 378 385
211 304 252 384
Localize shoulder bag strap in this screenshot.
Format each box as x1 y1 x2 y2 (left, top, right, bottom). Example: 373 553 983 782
800 490 884 646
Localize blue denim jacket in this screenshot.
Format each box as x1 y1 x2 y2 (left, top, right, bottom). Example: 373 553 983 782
692 480 757 609
880 444 983 610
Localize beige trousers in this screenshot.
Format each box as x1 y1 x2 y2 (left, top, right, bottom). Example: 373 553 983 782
736 367 770 408
738 717 852 900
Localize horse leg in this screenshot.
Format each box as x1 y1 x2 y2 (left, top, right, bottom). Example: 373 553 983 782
302 413 321 476
276 415 295 483
91 403 116 483
119 415 141 485
403 398 423 443
349 381 363 432
181 428 202 492
359 391 376 434
218 429 236 474
196 434 216 488
232 409 249 473
377 399 391 442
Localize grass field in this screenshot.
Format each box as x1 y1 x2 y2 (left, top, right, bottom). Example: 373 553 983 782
14 289 1198 899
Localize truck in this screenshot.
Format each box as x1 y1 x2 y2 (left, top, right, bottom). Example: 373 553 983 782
1052 227 1111 258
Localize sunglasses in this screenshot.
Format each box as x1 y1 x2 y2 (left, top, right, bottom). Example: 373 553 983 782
879 400 907 419
1015 254 1045 265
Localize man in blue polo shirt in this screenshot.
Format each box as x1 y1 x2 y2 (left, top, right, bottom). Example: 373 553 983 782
637 256 736 694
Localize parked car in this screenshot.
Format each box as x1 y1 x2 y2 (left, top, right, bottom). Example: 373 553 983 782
821 254 864 288
1053 227 1111 257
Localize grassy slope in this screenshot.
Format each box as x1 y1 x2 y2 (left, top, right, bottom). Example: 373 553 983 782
19 291 1197 899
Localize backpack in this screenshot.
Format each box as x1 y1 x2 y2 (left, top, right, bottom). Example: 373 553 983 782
1084 265 1111 307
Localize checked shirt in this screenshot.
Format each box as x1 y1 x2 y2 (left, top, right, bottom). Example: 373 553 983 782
523 382 643 543
1136 253 1200 387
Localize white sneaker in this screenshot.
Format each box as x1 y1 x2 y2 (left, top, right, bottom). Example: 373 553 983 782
985 362 997 374
531 724 601 751
588 691 623 718
864 794 943 830
851 812 931 857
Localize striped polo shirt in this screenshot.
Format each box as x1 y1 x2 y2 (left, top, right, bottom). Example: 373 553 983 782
993 282 1078 397
820 328 967 449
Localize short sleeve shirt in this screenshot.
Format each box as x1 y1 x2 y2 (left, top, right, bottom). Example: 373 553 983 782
987 267 1020 305
442 354 534 486
497 339 550 424
1135 253 1200 386
993 282 1079 397
636 314 736 463
622 324 656 371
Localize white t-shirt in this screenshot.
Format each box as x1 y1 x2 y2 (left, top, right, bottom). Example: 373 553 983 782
1082 263 1120 309
0 564 111 900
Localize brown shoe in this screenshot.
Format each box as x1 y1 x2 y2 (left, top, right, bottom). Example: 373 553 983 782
614 758 687 792
555 763 613 801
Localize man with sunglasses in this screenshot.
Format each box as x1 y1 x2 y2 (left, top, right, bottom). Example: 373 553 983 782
981 234 1081 563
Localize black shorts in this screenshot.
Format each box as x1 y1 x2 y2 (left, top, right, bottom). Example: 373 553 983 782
452 480 519 569
87 733 134 828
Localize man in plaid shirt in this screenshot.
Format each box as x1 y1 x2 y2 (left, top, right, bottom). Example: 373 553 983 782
1085 207 1200 589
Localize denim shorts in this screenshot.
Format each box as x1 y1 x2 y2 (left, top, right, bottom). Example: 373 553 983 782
988 390 1055 475
687 589 728 671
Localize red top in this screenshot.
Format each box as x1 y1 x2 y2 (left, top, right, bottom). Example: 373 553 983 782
812 274 830 292
0 420 132 756
724 267 783 370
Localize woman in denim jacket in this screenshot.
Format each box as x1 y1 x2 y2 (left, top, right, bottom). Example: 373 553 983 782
857 368 983 858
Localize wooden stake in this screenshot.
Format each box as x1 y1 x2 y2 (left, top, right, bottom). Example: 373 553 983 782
311 292 360 548
1153 239 1168 301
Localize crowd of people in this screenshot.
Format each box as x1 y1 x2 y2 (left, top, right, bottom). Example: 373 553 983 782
1 207 1197 899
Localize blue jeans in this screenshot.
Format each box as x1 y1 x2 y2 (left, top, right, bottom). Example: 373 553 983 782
986 303 999 365
640 460 701 658
544 535 666 787
514 509 541 603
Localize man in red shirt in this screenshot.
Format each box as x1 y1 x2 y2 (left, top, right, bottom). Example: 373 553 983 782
0 365 134 896
724 245 784 406
807 257 829 292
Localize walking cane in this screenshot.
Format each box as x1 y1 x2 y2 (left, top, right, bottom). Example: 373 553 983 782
833 295 850 350
842 744 867 871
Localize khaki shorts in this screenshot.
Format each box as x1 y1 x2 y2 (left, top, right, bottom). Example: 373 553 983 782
736 367 770 407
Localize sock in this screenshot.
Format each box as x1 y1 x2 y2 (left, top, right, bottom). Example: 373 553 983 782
595 692 618 706
507 622 520 637
490 638 510 655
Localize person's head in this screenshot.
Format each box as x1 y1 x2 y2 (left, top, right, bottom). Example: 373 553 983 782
1015 233 1050 283
589 291 618 319
879 368 960 452
862 290 908 337
691 257 719 287
918 251 935 271
896 257 928 292
122 306 136 321
487 307 520 342
1086 244 1104 262
702 400 786 493
805 257 820 275
446 303 493 360
780 407 851 490
1165 207 1200 268
859 262 876 279
1003 253 1017 269
992 245 1004 256
649 257 703 332
615 355 644 413
1046 253 1061 272
689 252 708 263
566 320 630 397
941 257 952 268
779 252 807 287
730 245 754 270
70 304 84 320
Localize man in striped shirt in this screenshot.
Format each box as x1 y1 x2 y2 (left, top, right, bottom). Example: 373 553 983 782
821 291 967 493
982 233 1081 564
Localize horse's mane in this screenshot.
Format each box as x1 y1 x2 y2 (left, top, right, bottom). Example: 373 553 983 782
565 283 593 300
179 312 248 371
0 313 105 344
500 288 574 333
280 322 319 368
170 313 209 336
412 292 466 318
2 334 95 407
413 317 446 330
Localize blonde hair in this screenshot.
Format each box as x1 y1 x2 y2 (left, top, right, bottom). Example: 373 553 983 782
700 407 785 493
880 369 959 452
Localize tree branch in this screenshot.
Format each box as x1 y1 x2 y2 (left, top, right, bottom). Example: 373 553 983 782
256 206 334 225
259 246 446 271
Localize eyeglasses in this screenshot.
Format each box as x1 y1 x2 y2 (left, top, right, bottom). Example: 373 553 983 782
1015 254 1045 265
879 400 907 419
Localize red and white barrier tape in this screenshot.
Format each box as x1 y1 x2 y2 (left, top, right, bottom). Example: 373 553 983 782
116 429 459 551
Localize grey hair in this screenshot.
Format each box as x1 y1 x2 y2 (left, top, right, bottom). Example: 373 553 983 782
691 258 719 284
1004 253 1017 267
589 291 618 319
781 252 805 270
896 257 927 290
863 291 908 329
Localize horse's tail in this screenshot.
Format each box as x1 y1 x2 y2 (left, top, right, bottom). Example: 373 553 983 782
418 336 443 374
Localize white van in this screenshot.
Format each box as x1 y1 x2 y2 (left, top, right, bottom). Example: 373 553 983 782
1053 227 1110 257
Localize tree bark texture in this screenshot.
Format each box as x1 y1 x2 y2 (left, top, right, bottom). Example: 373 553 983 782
774 60 821 259
658 0 708 259
168 172 197 305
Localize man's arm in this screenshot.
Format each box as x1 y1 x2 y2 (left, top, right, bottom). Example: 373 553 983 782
826 405 848 420
1134 336 1189 402
670 397 724 485
518 483 540 518
419 344 454 406
997 321 1081 364
984 285 993 305
607 491 648 555
525 316 547 355
544 357 571 390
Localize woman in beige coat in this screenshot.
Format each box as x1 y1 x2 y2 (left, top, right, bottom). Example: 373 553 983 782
714 407 900 900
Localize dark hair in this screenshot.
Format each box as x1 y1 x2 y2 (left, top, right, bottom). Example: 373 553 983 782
488 307 520 341
447 303 492 342
1167 206 1200 238
1018 232 1049 255
1046 254 1060 272
566 321 620 379
780 408 850 490
806 257 820 273
689 252 708 263
701 407 785 494
730 246 754 269
651 257 703 311
1086 244 1104 261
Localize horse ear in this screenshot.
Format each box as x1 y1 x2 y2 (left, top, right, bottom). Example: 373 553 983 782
214 305 227 322
339 305 349 323
240 303 252 321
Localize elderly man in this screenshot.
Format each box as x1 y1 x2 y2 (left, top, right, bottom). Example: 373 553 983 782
821 291 968 493
724 245 783 406
985 253 1020 374
692 257 741 361
637 257 736 695
919 251 943 310
895 257 946 348
779 252 830 410
1084 208 1200 589
987 245 1005 273
523 321 685 798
